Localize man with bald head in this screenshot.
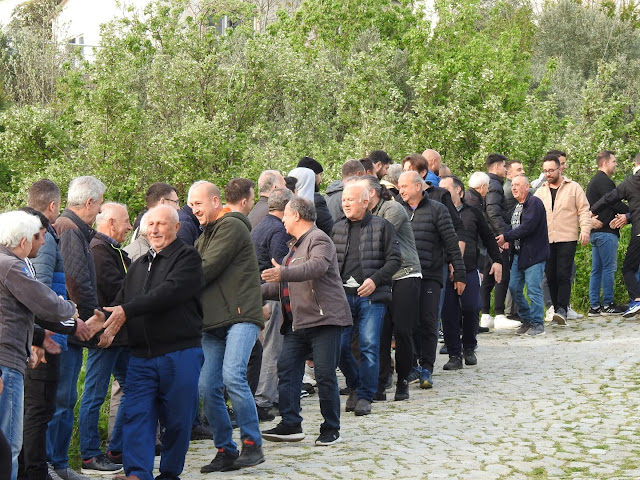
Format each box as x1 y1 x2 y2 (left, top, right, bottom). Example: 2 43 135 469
422 149 442 186
101 204 205 480
331 184 400 416
248 170 286 228
188 180 265 472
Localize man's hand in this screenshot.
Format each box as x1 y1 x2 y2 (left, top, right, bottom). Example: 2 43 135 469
495 234 506 248
579 230 589 246
489 262 503 285
74 319 91 341
261 258 282 283
590 214 603 230
610 213 628 229
42 331 61 355
85 310 106 338
357 278 376 297
103 306 126 338
29 346 46 369
97 333 115 349
453 281 466 295
262 303 271 321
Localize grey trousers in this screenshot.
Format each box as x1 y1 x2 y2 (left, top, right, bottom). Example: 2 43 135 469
255 300 284 408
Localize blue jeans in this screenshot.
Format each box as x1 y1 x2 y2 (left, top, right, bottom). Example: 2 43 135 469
509 255 545 325
339 295 386 402
278 325 342 432
200 323 261 454
79 347 129 458
0 365 24 480
123 348 203 480
47 344 83 470
589 232 619 308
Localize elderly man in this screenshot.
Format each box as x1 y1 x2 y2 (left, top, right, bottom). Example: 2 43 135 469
248 170 286 228
0 211 81 480
398 171 466 389
534 154 591 325
497 175 550 336
466 171 490 209
189 179 265 473
77 203 132 472
331 183 400 415
101 205 204 480
261 197 352 445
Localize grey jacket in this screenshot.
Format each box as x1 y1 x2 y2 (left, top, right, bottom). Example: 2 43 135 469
262 226 352 332
0 245 76 375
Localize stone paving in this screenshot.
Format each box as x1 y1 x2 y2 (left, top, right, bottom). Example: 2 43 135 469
170 315 640 479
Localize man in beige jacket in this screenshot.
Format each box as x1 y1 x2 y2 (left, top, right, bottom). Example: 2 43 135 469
534 153 591 325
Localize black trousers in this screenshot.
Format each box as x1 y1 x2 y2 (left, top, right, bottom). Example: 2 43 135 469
18 356 59 480
623 234 640 300
546 241 577 312
378 277 421 388
0 427 10 480
481 249 510 314
414 279 441 374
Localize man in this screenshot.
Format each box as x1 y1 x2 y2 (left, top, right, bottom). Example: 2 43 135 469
355 176 421 401
497 175 550 336
439 176 502 369
382 164 402 198
20 181 92 480
398 171 466 389
534 154 591 325
49 176 115 477
586 151 628 316
331 184 400 416
251 188 293 421
369 150 393 181
480 154 520 330
100 205 205 480
296 157 334 235
248 170 286 228
504 160 525 216
260 197 352 445
131 182 180 236
189 180 265 472
78 203 132 474
421 149 442 186
325 160 366 222
591 152 640 318
0 210 81 480
466 172 490 209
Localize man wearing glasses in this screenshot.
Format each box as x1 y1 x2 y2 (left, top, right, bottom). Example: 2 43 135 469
534 153 591 325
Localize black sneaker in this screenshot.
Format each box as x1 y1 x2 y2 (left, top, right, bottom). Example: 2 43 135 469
81 453 123 474
394 379 409 401
515 322 531 335
553 307 567 326
257 406 276 422
233 441 264 469
315 430 342 446
463 348 477 366
588 306 601 317
339 386 351 395
191 423 213 440
201 448 240 472
261 422 305 442
443 355 463 370
602 303 625 316
345 389 357 412
478 326 490 333
354 398 372 416
106 450 122 464
439 345 448 354
527 323 546 336
372 391 386 402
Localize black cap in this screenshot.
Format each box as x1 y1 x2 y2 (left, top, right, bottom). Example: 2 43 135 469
297 156 323 174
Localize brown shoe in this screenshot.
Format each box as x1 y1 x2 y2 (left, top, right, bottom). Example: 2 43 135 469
112 476 140 480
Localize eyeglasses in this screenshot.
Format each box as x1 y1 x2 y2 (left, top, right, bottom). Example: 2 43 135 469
163 198 179 206
543 168 558 175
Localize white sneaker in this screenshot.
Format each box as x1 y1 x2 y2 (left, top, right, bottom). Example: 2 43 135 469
480 314 494 328
567 306 582 319
545 306 555 323
493 314 521 329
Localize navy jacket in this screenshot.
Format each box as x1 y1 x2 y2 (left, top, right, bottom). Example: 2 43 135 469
503 193 550 270
251 214 291 272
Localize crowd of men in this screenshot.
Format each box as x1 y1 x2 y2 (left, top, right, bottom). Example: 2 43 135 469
0 147 639 480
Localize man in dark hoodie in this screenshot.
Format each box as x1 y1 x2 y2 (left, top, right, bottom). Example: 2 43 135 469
189 179 265 473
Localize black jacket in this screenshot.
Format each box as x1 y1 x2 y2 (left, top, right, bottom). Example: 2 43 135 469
331 210 401 303
586 171 628 237
400 192 466 285
592 171 640 237
458 201 502 272
426 185 465 236
314 192 335 236
484 173 510 235
177 205 202 246
116 238 204 358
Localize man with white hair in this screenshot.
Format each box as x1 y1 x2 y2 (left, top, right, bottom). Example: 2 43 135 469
466 171 490 208
0 211 80 480
331 184 400 416
77 203 132 473
49 176 114 478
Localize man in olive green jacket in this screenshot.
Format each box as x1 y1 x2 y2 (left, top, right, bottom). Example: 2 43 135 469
189 179 265 473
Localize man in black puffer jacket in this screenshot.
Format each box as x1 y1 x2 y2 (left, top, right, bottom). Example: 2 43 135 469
398 171 466 391
331 184 400 417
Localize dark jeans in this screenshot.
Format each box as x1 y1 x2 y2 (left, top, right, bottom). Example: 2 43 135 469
442 270 482 358
18 357 59 480
481 249 510 314
623 234 640 300
246 340 263 396
378 277 421 388
415 279 441 373
0 428 10 480
278 325 342 433
546 241 577 312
